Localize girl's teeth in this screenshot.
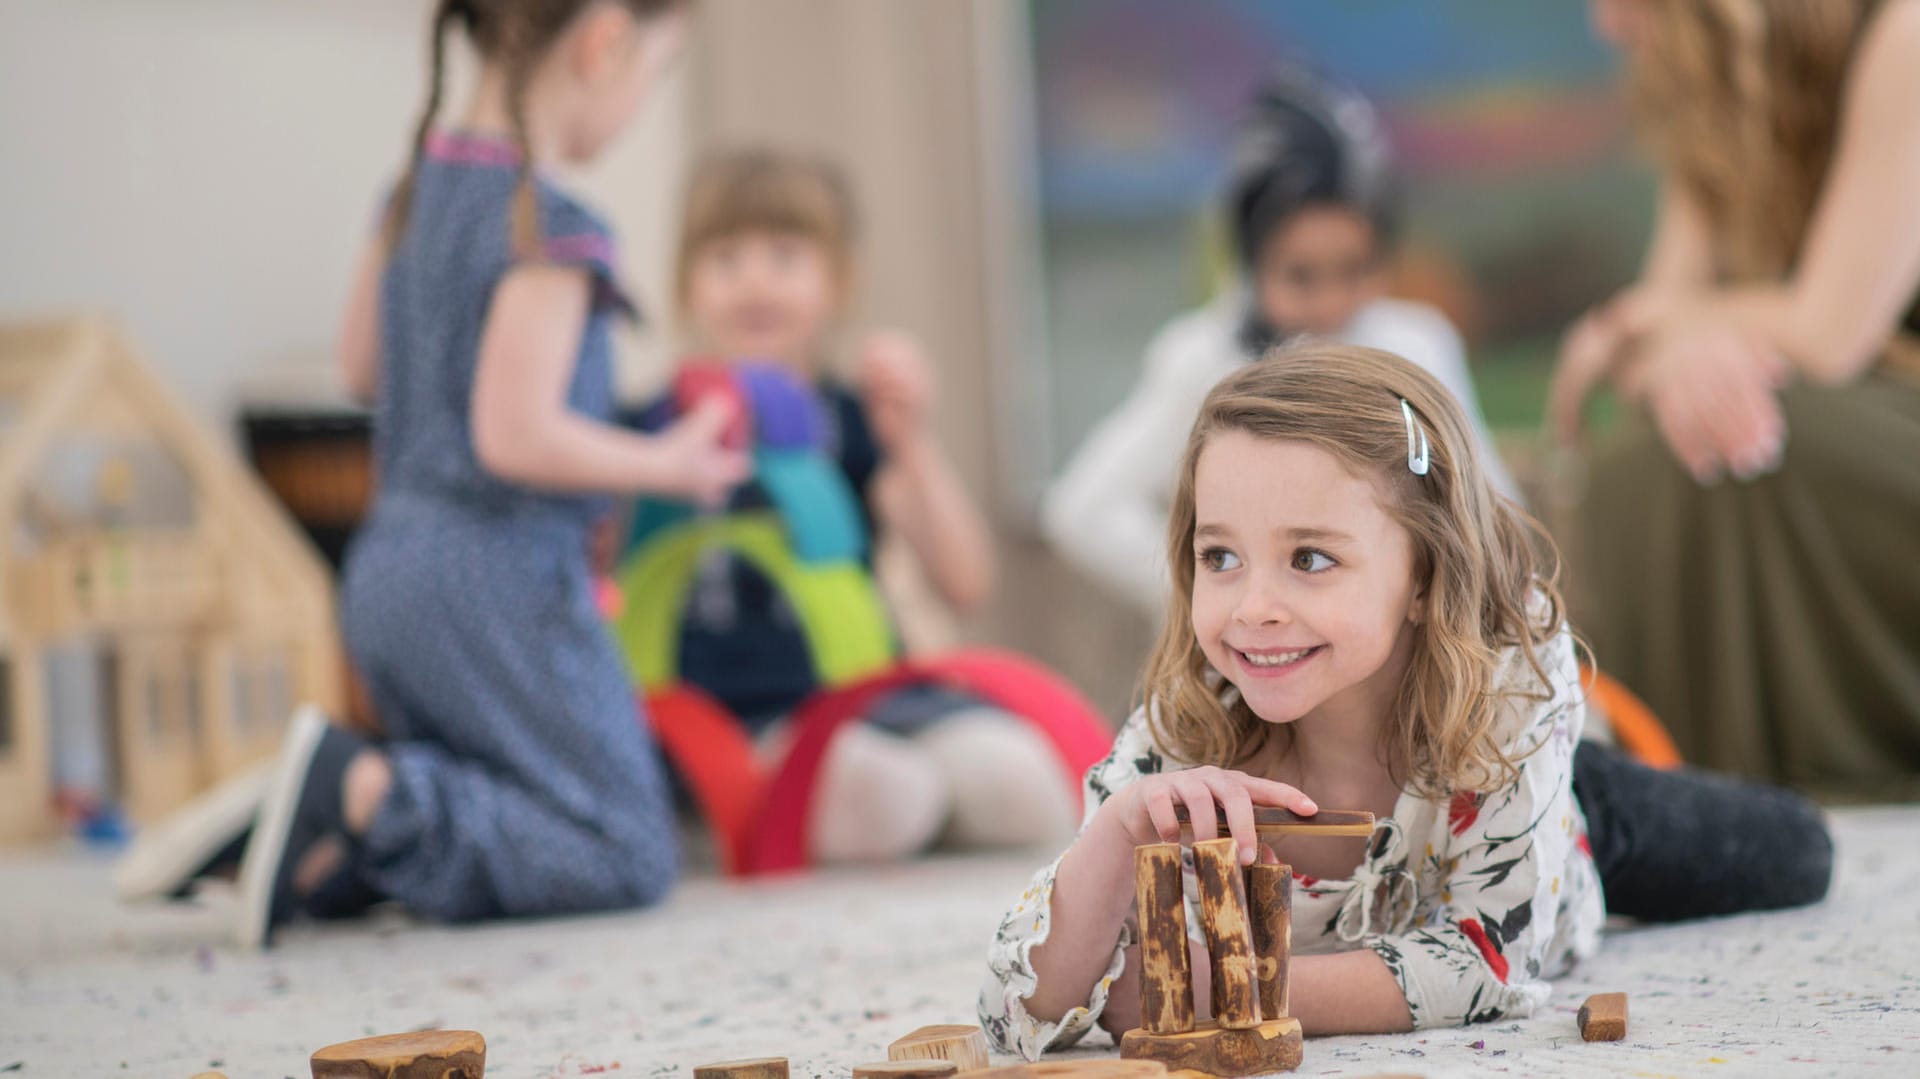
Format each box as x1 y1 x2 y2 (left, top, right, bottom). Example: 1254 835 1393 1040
1243 648 1312 667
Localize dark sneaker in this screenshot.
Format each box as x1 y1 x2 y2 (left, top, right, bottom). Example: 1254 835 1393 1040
234 707 366 949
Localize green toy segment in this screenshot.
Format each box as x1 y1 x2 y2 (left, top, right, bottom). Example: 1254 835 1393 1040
613 513 895 691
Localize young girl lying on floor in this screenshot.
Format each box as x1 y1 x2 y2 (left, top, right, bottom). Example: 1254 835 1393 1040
982 344 1831 1054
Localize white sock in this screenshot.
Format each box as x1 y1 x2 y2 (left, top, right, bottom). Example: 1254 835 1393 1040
913 708 1079 851
807 723 951 864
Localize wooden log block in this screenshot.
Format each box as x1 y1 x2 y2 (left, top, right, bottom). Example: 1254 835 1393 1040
853 1062 959 1079
888 1025 991 1071
1577 992 1628 1041
1191 838 1261 1030
1119 1018 1303 1076
311 1030 486 1079
1246 863 1292 1020
693 1058 789 1079
1174 806 1375 838
1016 1063 1170 1079
1133 842 1195 1035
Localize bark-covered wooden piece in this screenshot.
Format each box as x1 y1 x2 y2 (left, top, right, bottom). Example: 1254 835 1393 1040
853 1061 960 1079
1191 838 1261 1030
1173 806 1375 838
1246 863 1292 1020
1577 992 1628 1041
310 1030 485 1079
887 1025 991 1071
692 1058 789 1079
1134 842 1195 1034
1119 1018 1303 1076
1009 1062 1171 1078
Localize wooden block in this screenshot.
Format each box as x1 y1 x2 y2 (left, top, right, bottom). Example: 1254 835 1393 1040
1174 806 1375 838
190 1073 230 1079
1134 843 1195 1035
1191 838 1261 1030
1246 863 1292 1020
965 1064 1169 1079
854 1062 959 1079
311 1030 485 1079
1120 1019 1303 1076
889 1025 991 1072
693 1059 789 1079
1577 992 1628 1042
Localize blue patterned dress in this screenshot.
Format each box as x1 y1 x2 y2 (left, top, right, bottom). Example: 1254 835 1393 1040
340 131 677 920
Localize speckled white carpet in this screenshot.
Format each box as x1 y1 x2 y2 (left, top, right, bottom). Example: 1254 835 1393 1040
4 807 1918 1079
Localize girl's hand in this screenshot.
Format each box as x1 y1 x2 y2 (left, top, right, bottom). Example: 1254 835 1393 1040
655 397 752 507
1099 766 1317 867
1621 320 1790 484
858 329 935 452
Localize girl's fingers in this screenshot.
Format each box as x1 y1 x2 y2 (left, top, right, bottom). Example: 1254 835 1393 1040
1207 778 1258 865
1143 787 1182 845
1243 776 1318 816
1172 777 1219 843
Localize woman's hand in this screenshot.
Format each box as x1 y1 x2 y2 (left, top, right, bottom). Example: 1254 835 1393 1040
1547 288 1673 444
1098 766 1318 867
1623 319 1790 484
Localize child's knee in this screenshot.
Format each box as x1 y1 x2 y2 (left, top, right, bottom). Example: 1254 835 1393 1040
810 725 951 864
915 709 1079 850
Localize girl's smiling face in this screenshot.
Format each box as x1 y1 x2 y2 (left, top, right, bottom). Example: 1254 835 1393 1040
1189 430 1424 729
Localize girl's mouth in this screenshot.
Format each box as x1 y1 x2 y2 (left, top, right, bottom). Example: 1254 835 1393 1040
1232 644 1323 676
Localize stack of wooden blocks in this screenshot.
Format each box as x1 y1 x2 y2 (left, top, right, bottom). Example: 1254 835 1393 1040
1120 807 1375 1076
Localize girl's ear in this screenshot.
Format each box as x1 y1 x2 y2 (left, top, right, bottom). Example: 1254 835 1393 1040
1407 585 1428 625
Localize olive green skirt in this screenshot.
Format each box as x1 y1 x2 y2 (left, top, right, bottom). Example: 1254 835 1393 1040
1574 368 1920 791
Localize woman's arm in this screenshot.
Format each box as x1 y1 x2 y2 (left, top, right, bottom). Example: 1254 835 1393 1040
337 240 385 405
1712 1 1920 383
471 263 747 500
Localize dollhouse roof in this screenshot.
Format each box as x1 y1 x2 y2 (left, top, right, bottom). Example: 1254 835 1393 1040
0 317 333 632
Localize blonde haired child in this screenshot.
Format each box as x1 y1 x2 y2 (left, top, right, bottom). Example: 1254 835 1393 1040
983 344 1830 1053
652 148 1077 861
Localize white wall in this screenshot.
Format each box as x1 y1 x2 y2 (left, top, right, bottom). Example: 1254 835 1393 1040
0 0 688 439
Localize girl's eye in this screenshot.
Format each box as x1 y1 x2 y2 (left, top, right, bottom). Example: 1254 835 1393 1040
1291 549 1335 573
1198 547 1242 572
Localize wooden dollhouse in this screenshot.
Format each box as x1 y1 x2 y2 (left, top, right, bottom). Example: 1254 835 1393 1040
0 317 343 843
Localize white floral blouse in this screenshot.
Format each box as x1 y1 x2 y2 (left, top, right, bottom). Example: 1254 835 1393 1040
978 625 1605 1058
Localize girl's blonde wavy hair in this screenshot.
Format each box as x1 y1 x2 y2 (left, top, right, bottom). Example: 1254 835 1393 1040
1627 0 1870 280
1140 343 1566 797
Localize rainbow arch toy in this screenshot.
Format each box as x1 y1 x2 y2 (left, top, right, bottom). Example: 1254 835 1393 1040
611 360 1112 875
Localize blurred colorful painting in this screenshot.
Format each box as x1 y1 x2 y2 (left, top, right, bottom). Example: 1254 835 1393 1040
1028 0 1653 467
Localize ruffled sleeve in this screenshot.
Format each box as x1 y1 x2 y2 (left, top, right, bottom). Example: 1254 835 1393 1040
978 708 1166 1058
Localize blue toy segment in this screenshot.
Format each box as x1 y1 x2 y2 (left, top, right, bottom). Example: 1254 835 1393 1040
754 448 867 563
623 496 696 563
737 361 827 451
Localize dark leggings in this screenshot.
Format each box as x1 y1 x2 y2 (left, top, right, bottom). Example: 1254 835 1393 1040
1573 740 1834 922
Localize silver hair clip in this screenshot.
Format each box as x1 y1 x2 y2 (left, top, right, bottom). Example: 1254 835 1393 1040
1401 398 1430 476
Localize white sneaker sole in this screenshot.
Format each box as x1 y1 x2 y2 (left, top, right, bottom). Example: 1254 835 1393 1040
112 761 274 904
233 705 330 951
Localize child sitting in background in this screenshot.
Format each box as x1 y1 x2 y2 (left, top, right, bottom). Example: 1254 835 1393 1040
1044 64 1519 617
637 148 1078 862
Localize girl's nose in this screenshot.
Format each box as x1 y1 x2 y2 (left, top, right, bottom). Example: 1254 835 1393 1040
1232 574 1293 626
